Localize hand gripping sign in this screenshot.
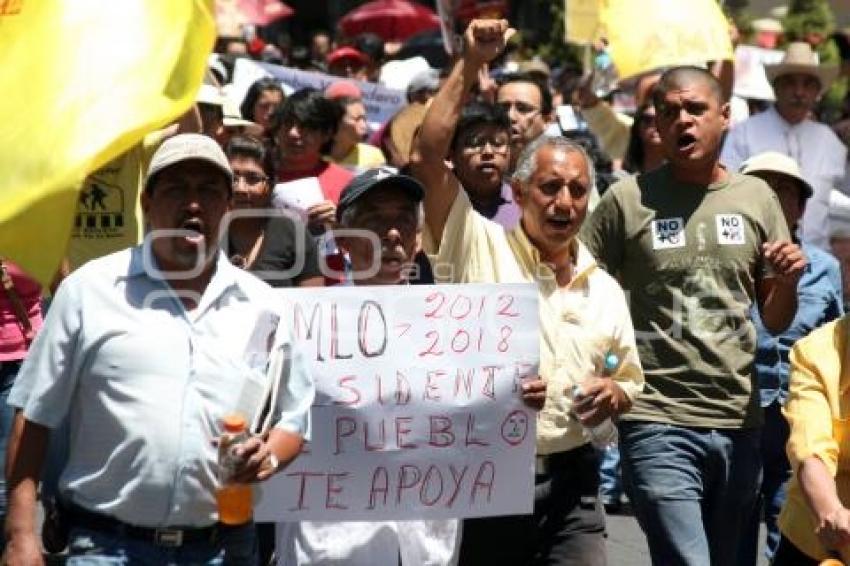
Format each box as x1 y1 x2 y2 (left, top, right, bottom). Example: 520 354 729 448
255 283 539 521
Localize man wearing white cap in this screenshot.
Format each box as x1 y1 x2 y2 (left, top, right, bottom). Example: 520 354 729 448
4 134 314 564
722 42 847 250
735 152 844 565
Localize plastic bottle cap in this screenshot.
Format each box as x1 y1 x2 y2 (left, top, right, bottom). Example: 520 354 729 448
222 413 247 433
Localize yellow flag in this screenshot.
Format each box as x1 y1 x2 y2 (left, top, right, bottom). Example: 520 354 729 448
564 0 602 45
0 0 215 286
601 0 732 80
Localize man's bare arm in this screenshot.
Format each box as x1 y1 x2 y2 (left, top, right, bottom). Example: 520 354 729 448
4 413 50 566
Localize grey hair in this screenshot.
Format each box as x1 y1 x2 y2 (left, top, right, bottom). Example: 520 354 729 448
510 135 596 194
338 200 424 230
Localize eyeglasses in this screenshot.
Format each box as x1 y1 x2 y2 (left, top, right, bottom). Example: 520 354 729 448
497 101 540 116
232 171 268 186
461 134 510 153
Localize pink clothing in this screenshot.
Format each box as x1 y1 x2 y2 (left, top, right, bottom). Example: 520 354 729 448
0 261 43 361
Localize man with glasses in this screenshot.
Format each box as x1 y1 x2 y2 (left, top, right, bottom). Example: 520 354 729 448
419 99 519 229
497 72 552 174
223 134 324 289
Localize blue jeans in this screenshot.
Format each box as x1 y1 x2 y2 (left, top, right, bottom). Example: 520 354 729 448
619 421 761 566
598 444 622 503
0 360 21 553
66 523 257 565
737 402 790 565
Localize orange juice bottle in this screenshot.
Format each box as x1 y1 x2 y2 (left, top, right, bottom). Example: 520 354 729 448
216 414 253 525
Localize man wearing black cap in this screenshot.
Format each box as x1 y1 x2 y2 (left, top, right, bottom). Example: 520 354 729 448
4 134 313 564
335 167 426 286
280 167 522 565
280 167 454 565
280 166 547 564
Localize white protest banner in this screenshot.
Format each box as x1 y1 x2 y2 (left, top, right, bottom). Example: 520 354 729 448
270 177 324 220
255 283 539 521
733 45 784 101
232 58 406 132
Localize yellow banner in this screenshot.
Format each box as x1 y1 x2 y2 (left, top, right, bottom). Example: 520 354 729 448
564 0 602 45
0 0 215 286
601 0 732 80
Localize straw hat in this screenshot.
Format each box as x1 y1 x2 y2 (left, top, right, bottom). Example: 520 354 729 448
196 84 224 107
517 59 552 80
388 101 430 162
739 151 813 199
764 42 838 92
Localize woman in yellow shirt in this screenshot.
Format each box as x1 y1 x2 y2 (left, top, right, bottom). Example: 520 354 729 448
777 316 850 564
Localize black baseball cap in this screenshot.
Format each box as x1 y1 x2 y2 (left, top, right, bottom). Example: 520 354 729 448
337 167 425 222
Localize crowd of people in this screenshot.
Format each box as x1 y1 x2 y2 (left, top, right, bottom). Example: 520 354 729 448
2 7 850 566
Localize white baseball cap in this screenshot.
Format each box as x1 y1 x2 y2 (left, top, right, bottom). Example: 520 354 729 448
739 151 813 199
145 133 232 192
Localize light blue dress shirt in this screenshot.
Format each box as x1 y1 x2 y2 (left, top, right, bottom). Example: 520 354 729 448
751 244 844 406
10 245 314 527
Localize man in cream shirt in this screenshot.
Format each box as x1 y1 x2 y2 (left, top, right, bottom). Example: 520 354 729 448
411 19 644 566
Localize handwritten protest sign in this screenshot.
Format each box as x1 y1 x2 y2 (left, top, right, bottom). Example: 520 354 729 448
255 283 539 521
232 58 406 132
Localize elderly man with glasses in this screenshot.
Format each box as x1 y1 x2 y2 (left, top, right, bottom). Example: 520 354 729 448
412 19 644 565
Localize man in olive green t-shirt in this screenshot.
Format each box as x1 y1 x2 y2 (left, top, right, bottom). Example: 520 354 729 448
581 66 806 566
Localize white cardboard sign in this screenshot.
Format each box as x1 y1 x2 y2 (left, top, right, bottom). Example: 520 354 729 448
255 283 539 521
270 177 325 220
733 45 784 101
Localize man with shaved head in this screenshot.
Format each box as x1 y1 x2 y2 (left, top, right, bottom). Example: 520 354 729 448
582 66 806 565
